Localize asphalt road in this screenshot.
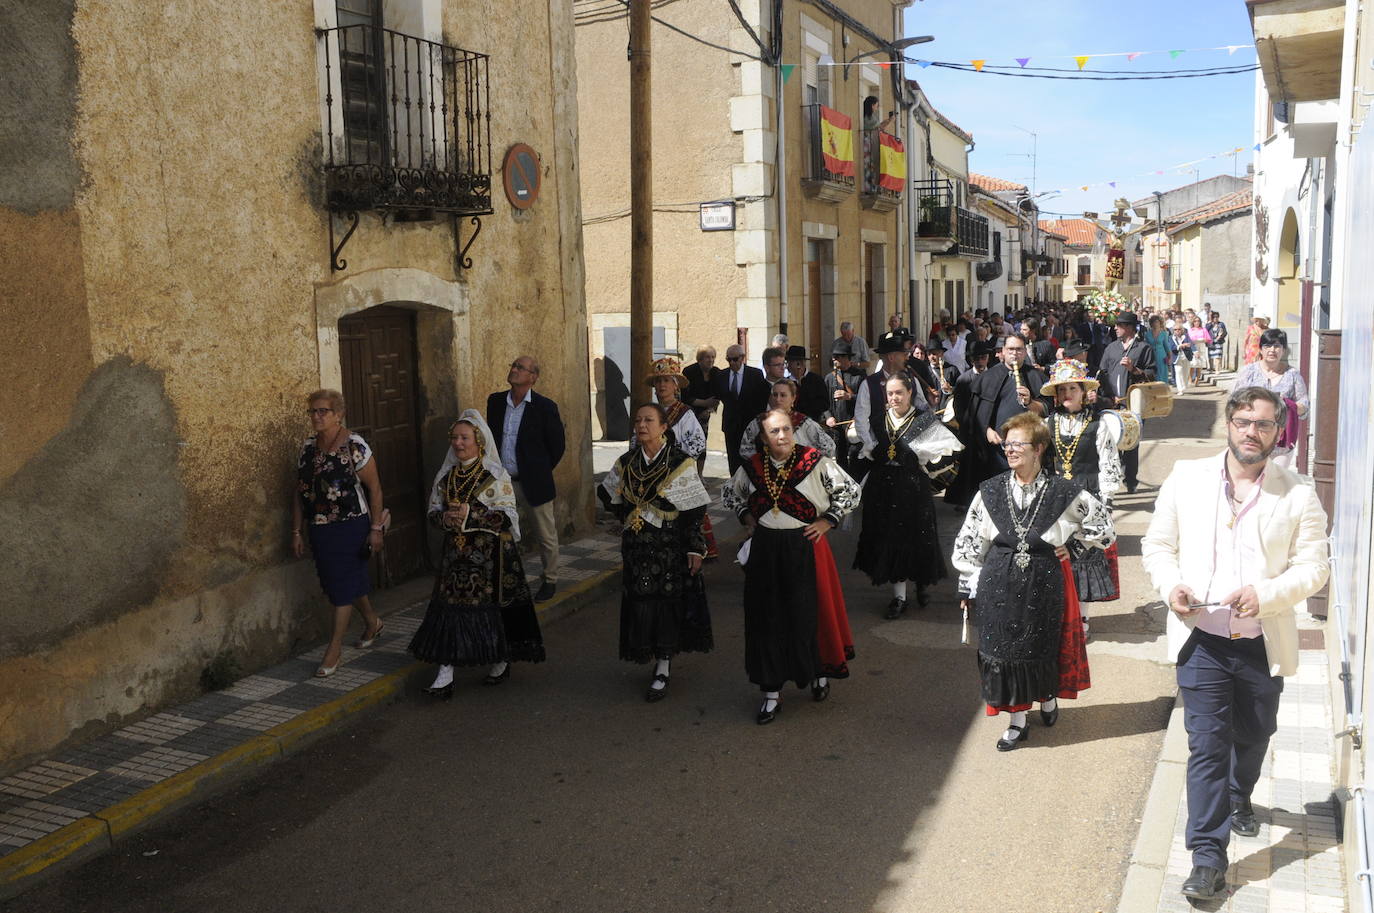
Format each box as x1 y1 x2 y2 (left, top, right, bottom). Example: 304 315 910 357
7 391 1231 913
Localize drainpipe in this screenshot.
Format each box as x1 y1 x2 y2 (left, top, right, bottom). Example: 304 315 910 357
906 85 921 332
776 58 789 338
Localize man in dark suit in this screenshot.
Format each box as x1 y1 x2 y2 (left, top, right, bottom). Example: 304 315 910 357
786 345 830 420
714 343 770 476
1098 311 1156 494
967 334 1049 479
487 355 566 601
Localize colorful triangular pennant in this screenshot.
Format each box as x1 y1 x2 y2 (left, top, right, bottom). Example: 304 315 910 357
916 60 932 68
971 59 986 72
1074 56 1090 71
1015 57 1030 68
1127 52 1142 62
780 64 795 83
1169 49 1184 59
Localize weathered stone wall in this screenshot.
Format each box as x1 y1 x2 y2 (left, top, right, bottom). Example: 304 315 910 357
0 0 590 769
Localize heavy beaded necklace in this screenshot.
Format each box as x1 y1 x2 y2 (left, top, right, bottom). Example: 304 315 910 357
885 407 917 460
1052 412 1091 481
445 458 487 508
762 446 800 514
1004 471 1048 571
620 445 674 532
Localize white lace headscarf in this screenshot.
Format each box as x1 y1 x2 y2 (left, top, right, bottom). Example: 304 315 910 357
428 409 521 540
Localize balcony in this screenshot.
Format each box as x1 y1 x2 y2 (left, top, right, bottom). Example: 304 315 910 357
319 24 493 219
801 104 855 203
860 129 902 213
914 178 956 252
1249 0 1344 103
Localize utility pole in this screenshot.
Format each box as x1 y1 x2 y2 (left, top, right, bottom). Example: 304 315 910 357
628 0 653 397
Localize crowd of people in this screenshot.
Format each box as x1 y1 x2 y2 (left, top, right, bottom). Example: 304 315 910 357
289 301 1327 903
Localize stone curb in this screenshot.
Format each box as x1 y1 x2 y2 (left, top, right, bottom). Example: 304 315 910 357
0 565 622 901
1116 697 1187 913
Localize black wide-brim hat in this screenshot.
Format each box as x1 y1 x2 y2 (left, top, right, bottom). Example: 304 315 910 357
1115 311 1139 325
785 345 809 361
876 336 905 355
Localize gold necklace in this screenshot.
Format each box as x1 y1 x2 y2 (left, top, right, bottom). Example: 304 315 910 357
1053 413 1091 480
620 446 674 532
445 459 488 508
885 408 917 460
762 447 800 514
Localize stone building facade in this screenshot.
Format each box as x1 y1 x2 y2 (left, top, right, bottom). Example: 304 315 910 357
0 0 591 768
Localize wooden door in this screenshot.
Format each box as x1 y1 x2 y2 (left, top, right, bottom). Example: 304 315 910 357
338 306 427 584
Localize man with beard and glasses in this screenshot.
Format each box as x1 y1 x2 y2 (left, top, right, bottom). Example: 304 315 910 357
1142 386 1329 903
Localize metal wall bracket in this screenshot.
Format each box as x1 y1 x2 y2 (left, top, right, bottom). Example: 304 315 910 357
329 210 360 272
454 214 483 272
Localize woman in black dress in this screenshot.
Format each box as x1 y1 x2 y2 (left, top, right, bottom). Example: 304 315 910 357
408 410 545 698
724 410 862 724
951 412 1113 751
853 372 963 619
599 403 713 701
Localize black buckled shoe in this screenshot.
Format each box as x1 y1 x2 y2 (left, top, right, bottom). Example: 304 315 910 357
1180 865 1227 900
483 664 511 686
1040 702 1060 728
756 698 779 725
645 673 669 703
1230 799 1259 837
883 597 907 620
915 585 930 608
995 724 1029 752
811 681 831 703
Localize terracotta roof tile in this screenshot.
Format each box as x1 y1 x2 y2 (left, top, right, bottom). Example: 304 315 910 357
1166 189 1253 230
970 172 1027 193
1037 218 1101 247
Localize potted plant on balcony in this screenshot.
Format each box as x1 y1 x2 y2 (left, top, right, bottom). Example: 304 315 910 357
918 195 951 237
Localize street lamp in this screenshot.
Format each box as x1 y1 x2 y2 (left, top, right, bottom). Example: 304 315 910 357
847 35 934 70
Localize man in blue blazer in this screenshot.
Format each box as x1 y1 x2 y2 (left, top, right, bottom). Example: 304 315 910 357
487 355 566 601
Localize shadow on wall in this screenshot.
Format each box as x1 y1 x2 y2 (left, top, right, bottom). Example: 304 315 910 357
592 355 631 441
0 356 185 660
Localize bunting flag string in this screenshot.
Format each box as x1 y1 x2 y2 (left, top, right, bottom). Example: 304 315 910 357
806 44 1253 69
1027 143 1258 198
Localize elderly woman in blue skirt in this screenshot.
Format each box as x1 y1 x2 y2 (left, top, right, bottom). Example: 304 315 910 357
292 389 387 677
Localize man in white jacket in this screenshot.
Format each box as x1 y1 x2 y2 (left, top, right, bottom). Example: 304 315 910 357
1142 386 1329 901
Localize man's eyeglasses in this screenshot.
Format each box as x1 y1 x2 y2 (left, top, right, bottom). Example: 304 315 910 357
765 361 785 369
1000 440 1033 451
306 407 333 416
1231 418 1279 433
726 355 744 362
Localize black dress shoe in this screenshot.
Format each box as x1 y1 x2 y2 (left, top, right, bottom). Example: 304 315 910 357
483 664 511 686
1230 800 1259 837
756 698 779 725
425 683 455 701
915 585 930 608
883 597 907 620
811 681 831 703
534 578 557 602
1180 865 1227 899
995 724 1029 751
1040 702 1060 727
645 673 669 703
1125 481 1138 494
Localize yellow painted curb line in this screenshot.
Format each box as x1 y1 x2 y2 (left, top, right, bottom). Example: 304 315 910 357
0 564 629 900
0 818 108 889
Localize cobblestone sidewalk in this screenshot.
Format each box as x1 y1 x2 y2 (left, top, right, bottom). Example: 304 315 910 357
1153 632 1345 913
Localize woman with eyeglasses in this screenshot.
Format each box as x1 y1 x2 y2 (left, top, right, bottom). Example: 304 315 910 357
951 412 1114 751
853 372 962 619
737 378 836 460
1231 328 1310 469
292 389 387 677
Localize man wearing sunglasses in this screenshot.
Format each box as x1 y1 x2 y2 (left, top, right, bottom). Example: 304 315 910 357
1142 386 1329 902
487 355 566 602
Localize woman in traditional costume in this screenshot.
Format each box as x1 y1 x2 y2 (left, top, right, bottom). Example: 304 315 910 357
1041 359 1127 638
724 410 861 725
853 372 963 619
645 355 718 558
408 410 545 698
738 378 836 460
952 412 1114 751
599 403 713 702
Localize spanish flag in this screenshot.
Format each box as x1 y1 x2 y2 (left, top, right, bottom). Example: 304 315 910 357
819 105 855 176
878 133 905 191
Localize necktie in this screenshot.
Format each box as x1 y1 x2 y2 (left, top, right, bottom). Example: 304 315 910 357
732 371 740 396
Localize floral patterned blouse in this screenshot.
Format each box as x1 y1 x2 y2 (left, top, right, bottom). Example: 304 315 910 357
298 433 373 525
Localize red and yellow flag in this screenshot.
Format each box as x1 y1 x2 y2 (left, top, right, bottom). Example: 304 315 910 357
819 105 855 176
878 133 906 191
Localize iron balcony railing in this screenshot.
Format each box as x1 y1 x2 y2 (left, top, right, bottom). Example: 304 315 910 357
801 104 856 188
319 24 492 215
915 178 990 256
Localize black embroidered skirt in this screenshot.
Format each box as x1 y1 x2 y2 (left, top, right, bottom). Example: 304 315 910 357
618 521 713 663
409 530 546 666
853 462 947 587
743 526 823 691
975 547 1064 708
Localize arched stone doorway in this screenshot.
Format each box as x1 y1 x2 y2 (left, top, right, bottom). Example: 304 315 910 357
1276 208 1301 329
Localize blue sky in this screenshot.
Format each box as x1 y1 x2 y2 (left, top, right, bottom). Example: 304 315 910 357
900 0 1257 217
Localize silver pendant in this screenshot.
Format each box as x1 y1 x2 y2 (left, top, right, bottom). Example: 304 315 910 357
1014 542 1031 570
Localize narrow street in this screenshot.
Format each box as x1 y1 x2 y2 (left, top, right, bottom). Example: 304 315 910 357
3 393 1229 913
